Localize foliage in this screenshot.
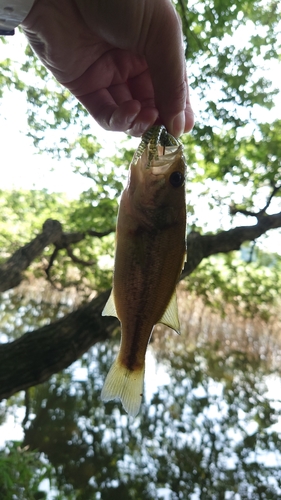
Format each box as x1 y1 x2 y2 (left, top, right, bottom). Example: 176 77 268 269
186 250 281 319
0 187 118 293
0 441 50 499
0 189 70 251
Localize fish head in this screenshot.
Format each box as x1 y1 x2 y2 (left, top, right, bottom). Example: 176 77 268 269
128 144 186 228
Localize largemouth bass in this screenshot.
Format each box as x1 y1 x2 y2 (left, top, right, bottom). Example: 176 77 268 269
101 126 187 417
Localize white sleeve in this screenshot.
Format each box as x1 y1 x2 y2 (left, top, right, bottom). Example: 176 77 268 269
0 0 35 34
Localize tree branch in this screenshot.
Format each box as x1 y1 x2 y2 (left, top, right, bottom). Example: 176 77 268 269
0 219 114 293
87 229 114 237
0 219 62 293
260 184 281 214
45 246 60 286
182 211 281 278
230 184 281 219
0 289 118 401
66 245 96 266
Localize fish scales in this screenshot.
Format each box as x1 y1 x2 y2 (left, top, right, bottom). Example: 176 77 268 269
101 127 187 417
115 228 184 368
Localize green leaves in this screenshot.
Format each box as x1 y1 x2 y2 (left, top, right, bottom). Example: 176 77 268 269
0 188 116 294
186 249 281 318
0 441 50 500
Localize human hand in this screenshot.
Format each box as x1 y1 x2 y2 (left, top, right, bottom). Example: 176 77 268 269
22 0 194 137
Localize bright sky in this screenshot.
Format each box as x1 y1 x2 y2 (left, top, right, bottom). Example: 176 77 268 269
0 32 141 198
0 84 132 198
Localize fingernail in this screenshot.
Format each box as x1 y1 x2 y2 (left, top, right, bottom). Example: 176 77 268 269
172 111 185 138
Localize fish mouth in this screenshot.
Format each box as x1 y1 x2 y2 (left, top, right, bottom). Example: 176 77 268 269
150 145 182 175
131 126 185 184
132 125 181 170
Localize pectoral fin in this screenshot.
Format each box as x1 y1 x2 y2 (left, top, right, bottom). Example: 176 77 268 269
158 291 181 335
102 290 119 318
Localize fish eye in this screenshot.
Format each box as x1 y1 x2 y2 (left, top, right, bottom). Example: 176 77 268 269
169 171 184 187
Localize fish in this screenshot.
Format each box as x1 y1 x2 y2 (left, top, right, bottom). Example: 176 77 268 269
101 126 187 417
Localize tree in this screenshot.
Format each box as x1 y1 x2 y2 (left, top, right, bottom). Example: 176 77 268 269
0 0 281 497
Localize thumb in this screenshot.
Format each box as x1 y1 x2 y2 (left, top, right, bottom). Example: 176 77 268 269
144 0 194 136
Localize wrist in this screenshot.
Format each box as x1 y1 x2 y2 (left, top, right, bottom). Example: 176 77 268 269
0 0 35 35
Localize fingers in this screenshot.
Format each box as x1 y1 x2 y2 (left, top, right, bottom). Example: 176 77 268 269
67 56 160 134
127 107 159 136
78 89 139 131
171 84 194 137
144 0 194 137
77 89 158 134
76 80 191 137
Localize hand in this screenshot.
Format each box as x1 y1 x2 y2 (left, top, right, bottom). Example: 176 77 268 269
22 0 194 137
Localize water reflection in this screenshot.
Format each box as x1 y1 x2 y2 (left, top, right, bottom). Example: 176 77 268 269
23 293 281 498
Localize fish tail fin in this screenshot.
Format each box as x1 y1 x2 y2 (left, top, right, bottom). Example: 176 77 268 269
101 358 145 418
